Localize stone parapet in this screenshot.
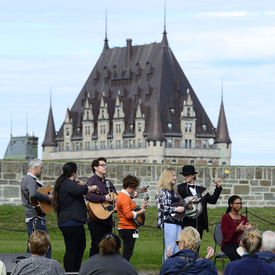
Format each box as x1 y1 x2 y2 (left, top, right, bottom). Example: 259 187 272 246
0 161 274 208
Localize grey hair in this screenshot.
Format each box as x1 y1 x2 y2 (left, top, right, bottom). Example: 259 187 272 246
27 158 43 171
262 231 275 252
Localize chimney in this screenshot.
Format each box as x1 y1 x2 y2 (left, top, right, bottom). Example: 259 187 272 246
126 39 132 66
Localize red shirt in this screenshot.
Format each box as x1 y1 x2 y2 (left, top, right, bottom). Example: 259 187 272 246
221 213 248 251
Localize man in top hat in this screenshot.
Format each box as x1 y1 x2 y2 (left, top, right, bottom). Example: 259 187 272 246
177 165 222 239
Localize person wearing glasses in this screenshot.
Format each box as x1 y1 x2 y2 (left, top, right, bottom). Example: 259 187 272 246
85 157 117 256
221 195 254 261
159 226 218 275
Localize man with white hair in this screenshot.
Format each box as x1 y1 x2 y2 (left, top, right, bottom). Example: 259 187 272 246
257 230 275 271
21 158 53 258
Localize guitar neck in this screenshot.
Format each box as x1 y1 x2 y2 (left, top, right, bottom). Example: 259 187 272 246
201 182 217 198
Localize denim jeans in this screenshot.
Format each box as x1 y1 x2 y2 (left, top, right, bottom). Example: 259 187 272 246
26 218 51 259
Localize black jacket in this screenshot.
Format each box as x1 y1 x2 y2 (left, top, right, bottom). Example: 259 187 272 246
177 183 222 232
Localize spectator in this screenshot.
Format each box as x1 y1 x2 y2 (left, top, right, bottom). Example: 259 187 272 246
257 231 275 271
159 226 218 275
224 227 275 275
79 233 138 275
11 230 65 275
221 195 253 261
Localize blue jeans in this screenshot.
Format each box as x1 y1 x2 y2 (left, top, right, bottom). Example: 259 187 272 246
164 223 182 261
26 218 51 258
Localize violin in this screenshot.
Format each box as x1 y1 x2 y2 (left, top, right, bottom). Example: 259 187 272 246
75 177 88 186
138 185 149 194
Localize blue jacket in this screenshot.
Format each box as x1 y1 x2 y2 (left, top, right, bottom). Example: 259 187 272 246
159 249 218 275
257 251 275 272
225 254 275 275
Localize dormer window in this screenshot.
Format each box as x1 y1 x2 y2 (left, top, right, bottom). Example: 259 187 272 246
168 123 172 132
202 124 207 132
171 108 175 114
130 124 134 132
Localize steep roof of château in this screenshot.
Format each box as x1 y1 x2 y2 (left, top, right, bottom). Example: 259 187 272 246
215 99 232 144
56 32 215 140
42 105 56 147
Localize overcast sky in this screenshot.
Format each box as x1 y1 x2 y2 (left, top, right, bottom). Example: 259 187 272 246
1 0 274 166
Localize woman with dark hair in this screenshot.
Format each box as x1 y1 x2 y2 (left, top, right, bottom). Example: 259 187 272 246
221 195 253 261
225 227 275 275
117 175 149 262
53 162 97 272
79 233 138 275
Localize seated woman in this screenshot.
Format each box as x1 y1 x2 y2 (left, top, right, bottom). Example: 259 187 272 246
221 195 253 261
79 233 138 275
11 230 65 275
224 227 275 275
159 226 218 275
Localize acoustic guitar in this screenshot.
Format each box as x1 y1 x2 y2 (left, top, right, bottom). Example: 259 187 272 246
29 184 53 216
86 192 118 223
132 193 149 227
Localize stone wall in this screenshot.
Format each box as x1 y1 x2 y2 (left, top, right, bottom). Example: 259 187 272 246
0 160 274 208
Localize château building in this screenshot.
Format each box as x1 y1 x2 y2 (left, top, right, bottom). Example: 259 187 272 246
42 29 231 165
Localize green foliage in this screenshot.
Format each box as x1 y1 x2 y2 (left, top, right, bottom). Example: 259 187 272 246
0 205 274 274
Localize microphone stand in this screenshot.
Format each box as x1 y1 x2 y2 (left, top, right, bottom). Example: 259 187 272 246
106 180 115 233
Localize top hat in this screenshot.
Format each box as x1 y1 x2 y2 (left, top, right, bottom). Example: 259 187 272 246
180 165 198 175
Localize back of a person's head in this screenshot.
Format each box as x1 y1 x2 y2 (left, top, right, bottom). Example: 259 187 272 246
99 233 121 255
261 231 275 252
178 226 201 251
29 230 50 256
122 175 140 189
242 227 262 254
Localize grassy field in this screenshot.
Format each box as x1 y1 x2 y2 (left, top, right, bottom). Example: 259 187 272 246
0 205 274 274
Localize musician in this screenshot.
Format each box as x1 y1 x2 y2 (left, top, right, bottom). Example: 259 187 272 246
52 162 97 272
21 158 53 259
85 157 117 257
116 175 149 261
221 195 253 261
156 168 187 260
177 165 222 239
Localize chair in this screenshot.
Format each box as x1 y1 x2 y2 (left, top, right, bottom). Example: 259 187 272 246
213 222 228 271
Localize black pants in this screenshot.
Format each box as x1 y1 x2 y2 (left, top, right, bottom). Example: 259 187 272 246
119 229 137 262
88 221 112 257
223 243 241 261
59 225 86 272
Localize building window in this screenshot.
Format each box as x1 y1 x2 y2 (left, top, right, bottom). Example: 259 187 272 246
189 140 192 148
138 139 142 147
171 108 175 114
222 162 226 166
129 139 133 148
171 159 176 164
187 108 190 117
130 124 134 132
138 123 142 132
168 139 172 148
208 160 212 165
66 143 69 151
77 128 80 135
185 123 188 132
202 124 207 132
117 109 120 117
66 127 69 136
94 141 97 149
87 111 89 120
203 140 207 148
189 123 192 132
109 140 113 149
190 160 194 165
185 139 188 148
168 123 172 132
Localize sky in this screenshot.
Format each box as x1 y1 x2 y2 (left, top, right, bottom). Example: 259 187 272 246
0 0 275 166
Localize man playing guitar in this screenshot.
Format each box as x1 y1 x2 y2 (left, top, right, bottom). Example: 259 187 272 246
85 157 117 257
177 165 222 240
21 158 53 259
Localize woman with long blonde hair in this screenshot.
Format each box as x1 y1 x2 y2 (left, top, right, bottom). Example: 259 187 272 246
156 168 186 260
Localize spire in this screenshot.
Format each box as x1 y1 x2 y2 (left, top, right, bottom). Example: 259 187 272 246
103 9 109 52
215 87 231 144
147 97 165 141
42 94 56 147
161 0 168 47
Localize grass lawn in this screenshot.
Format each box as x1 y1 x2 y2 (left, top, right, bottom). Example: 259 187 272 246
0 205 274 274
